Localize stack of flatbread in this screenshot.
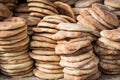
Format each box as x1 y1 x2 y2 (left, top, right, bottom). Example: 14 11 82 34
104 0 120 23
77 3 119 37
0 3 12 21
73 0 102 16
14 3 29 17
0 0 18 11
30 15 75 79
95 29 120 74
27 0 58 18
0 17 33 78
52 23 100 80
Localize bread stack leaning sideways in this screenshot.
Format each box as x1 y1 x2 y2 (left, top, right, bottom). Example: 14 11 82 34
52 23 100 80
77 3 119 37
0 17 33 77
0 0 18 11
104 0 120 21
30 14 76 79
73 0 101 16
95 29 120 74
14 3 29 17
27 0 58 18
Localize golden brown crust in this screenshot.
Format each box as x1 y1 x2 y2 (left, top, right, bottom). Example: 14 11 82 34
92 3 119 27
54 1 75 19
100 29 120 41
33 69 63 79
95 45 120 56
80 9 107 31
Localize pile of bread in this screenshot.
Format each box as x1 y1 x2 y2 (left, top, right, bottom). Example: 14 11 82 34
30 14 76 79
73 0 102 16
27 0 58 18
0 17 33 77
0 0 120 79
52 22 100 80
78 3 119 38
95 29 120 74
104 0 120 20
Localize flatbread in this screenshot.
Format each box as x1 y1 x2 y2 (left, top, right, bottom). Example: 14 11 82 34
61 50 94 62
55 40 91 54
95 45 120 56
0 17 26 30
35 63 63 70
37 67 63 74
54 1 75 19
30 41 56 49
33 27 58 33
32 35 56 44
32 50 56 55
0 25 27 38
30 53 60 61
52 30 91 40
57 23 98 32
99 37 120 50
92 3 119 27
33 69 63 79
60 56 94 68
100 29 120 41
63 66 98 76
28 2 58 13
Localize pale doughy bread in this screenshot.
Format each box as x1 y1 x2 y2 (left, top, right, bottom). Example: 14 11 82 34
61 50 94 62
0 60 33 70
35 63 62 70
33 27 58 33
57 23 97 32
99 37 120 50
75 0 100 8
30 41 56 49
104 0 120 8
30 53 60 61
33 69 63 79
92 3 119 27
100 29 120 41
32 50 56 55
52 30 91 40
60 56 94 68
80 9 107 31
63 67 98 76
55 40 90 54
0 25 27 38
57 36 93 44
37 67 63 74
32 35 56 44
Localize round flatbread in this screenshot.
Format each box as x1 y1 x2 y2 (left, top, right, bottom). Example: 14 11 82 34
33 69 63 79
55 40 91 54
54 1 75 19
30 53 60 61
